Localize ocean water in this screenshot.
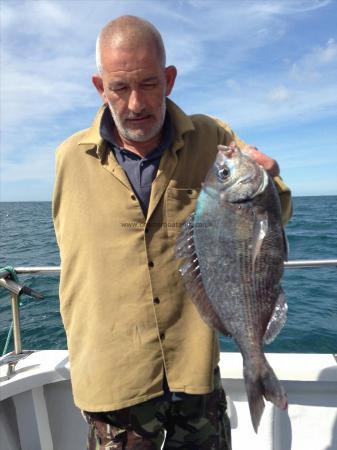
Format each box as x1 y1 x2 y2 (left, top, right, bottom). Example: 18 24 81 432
0 197 336 354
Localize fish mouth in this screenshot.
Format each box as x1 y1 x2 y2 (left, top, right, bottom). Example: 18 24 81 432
229 195 254 204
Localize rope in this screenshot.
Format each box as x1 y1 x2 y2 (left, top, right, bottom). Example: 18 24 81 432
1 266 20 356
2 322 14 356
2 265 19 282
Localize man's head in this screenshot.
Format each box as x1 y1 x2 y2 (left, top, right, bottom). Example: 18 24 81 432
92 16 177 145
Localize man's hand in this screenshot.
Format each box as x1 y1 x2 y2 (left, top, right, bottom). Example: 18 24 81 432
243 145 280 177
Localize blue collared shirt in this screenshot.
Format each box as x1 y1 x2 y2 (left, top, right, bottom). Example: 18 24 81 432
100 108 173 216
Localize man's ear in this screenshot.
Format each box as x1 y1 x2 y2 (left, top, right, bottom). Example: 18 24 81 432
92 74 108 104
165 65 177 96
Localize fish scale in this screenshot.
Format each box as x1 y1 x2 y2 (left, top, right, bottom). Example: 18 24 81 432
195 204 257 340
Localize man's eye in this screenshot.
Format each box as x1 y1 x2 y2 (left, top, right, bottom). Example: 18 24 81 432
111 86 127 92
142 83 157 89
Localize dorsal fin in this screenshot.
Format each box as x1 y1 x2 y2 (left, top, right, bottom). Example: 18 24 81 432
176 214 231 337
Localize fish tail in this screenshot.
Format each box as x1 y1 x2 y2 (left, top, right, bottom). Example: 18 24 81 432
261 359 288 410
244 356 288 433
244 369 265 433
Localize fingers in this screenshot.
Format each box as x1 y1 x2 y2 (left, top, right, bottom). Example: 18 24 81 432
244 145 280 177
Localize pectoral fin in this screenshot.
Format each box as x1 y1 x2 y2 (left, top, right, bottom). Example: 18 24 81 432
252 211 269 271
263 288 288 344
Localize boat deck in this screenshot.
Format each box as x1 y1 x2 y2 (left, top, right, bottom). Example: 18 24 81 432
1 350 336 450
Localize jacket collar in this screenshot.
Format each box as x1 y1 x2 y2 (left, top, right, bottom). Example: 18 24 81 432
166 98 195 152
78 98 195 160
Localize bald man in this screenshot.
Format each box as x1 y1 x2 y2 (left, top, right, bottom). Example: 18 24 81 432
53 15 292 450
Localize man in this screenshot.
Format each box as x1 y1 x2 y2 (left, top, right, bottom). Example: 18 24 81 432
53 15 292 450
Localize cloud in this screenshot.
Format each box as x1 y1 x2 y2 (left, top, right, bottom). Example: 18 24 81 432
30 0 71 26
203 82 337 130
267 86 292 103
1 50 97 130
177 29 337 131
226 79 241 93
165 34 204 76
1 0 75 48
248 0 331 14
0 3 16 28
1 147 55 182
290 38 337 81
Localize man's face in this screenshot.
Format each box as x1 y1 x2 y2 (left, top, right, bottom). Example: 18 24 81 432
93 44 176 143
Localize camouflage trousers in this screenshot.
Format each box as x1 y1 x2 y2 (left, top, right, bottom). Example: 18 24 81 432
83 368 231 450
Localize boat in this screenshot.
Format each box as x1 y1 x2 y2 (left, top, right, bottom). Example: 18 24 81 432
1 262 337 450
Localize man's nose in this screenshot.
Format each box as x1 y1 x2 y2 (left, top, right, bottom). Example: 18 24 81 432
128 89 144 113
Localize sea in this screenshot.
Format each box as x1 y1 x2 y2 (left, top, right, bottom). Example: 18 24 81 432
0 196 336 355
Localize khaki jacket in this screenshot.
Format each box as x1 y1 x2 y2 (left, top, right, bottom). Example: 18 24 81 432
53 99 292 412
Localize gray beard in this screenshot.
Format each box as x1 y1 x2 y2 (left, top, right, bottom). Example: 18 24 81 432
107 101 166 143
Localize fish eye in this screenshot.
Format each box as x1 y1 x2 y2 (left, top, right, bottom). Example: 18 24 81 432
216 166 230 181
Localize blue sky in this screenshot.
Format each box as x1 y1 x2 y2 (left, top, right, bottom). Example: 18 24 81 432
1 0 336 201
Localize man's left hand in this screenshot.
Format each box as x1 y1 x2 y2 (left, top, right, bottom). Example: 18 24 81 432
244 146 280 177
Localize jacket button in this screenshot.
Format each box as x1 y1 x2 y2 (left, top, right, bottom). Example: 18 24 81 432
148 261 154 268
131 194 136 200
153 297 160 304
160 333 165 340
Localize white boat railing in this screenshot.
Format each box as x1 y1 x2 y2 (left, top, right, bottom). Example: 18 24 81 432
4 259 337 273
0 260 336 367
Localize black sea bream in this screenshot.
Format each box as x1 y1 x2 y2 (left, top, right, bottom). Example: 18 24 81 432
177 145 288 432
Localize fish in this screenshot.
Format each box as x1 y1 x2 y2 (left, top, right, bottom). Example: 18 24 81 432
176 144 288 432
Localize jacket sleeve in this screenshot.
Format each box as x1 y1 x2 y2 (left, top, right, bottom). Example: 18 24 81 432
272 176 293 226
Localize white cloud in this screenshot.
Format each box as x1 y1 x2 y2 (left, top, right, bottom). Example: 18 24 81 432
267 86 291 103
226 79 241 93
176 29 337 130
290 39 337 81
249 0 331 15
1 148 55 182
30 0 71 26
165 35 204 76
0 3 16 28
203 82 337 130
1 50 98 131
319 38 337 63
1 0 74 42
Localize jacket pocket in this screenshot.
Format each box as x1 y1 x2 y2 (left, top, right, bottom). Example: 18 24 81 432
165 187 200 238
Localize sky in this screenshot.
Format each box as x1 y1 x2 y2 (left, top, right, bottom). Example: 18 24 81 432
1 0 337 201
